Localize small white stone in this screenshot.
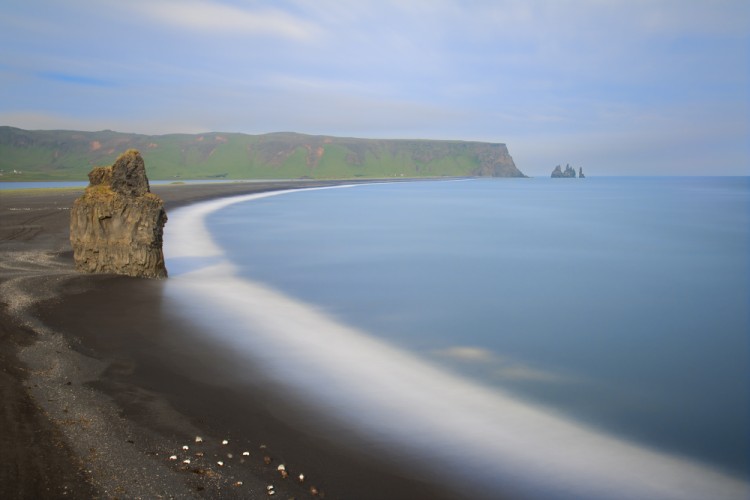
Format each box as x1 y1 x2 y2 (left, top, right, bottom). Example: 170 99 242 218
195 436 203 443
182 445 189 451
169 455 178 461
227 453 233 459
298 473 305 482
183 459 191 464
217 461 224 467
222 439 229 445
242 451 250 456
277 464 286 471
266 484 275 491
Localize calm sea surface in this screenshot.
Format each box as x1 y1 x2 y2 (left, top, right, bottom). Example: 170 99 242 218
165 177 749 499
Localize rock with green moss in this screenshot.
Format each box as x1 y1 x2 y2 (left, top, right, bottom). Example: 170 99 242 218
70 150 167 278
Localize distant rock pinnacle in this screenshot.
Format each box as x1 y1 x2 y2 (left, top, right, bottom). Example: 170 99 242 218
551 164 577 178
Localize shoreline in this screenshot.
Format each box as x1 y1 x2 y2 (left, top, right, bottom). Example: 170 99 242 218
163 192 749 500
0 180 453 499
4 179 748 499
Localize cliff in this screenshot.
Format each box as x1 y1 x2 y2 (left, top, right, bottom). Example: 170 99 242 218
0 127 525 180
69 150 168 278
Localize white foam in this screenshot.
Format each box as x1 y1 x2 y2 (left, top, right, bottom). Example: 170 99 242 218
165 185 354 260
164 186 748 500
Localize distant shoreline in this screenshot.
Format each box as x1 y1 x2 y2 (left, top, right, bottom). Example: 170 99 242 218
0 126 526 181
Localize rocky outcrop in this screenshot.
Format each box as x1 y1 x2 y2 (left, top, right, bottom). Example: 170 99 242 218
551 164 577 178
70 150 167 278
579 167 585 178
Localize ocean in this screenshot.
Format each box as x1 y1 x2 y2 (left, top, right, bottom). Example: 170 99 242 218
164 177 749 499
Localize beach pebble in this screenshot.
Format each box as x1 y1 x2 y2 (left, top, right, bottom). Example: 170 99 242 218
259 444 267 449
217 461 224 467
195 436 203 443
169 455 178 461
242 451 250 456
183 459 191 465
277 464 286 471
266 485 274 491
298 473 305 483
233 481 243 487
182 445 189 450
227 453 233 459
222 439 229 445
195 452 204 457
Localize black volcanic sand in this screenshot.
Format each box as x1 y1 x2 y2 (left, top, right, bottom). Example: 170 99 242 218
0 181 457 499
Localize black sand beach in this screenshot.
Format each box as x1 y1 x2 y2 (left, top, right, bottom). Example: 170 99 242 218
1 182 456 499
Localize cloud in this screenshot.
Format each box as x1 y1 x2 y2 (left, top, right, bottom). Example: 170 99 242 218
464 0 750 39
0 111 99 131
130 0 320 40
0 111 209 136
506 97 750 176
36 71 116 88
1 0 747 174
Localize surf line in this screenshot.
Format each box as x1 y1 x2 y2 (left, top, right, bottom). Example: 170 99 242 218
165 184 749 500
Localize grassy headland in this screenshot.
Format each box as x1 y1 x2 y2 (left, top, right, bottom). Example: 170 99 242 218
0 126 524 181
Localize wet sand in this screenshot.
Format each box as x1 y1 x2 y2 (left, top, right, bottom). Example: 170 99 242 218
0 181 455 499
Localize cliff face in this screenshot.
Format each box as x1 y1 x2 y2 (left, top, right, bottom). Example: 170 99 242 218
70 150 167 278
465 142 521 177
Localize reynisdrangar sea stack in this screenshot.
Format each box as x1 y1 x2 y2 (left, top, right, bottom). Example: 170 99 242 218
70 149 168 278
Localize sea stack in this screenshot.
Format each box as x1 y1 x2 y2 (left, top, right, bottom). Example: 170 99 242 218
70 149 168 278
551 164 577 178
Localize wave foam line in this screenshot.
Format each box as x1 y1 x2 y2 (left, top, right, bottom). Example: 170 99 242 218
165 185 355 260
164 186 748 500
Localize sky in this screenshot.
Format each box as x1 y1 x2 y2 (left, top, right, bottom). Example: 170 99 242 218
1 0 748 176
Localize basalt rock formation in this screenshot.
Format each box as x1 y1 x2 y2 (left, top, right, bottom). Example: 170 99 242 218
70 150 167 278
551 164 577 178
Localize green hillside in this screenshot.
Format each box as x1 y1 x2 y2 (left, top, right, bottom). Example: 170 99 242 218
0 127 525 181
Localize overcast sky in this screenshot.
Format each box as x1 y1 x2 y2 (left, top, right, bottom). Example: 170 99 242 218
2 0 748 175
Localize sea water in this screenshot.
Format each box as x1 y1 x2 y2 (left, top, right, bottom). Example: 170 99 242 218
164 177 749 499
